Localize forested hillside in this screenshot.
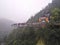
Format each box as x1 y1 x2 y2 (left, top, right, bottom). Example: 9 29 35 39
5 0 60 45
27 0 60 23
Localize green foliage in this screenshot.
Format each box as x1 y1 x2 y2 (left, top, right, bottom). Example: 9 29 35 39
6 23 60 45
6 27 37 45
5 0 60 45
27 0 60 23
50 8 60 22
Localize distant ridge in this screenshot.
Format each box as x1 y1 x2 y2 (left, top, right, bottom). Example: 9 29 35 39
0 18 14 41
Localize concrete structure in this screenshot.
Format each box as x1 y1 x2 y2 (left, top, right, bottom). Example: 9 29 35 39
12 15 50 28
39 16 49 23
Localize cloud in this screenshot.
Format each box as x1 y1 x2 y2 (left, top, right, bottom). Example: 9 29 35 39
0 0 52 23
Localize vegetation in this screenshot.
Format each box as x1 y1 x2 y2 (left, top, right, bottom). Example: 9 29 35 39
5 8 60 45
27 0 60 23
50 8 60 22
3 0 60 45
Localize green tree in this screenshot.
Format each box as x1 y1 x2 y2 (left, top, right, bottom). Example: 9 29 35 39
50 8 60 23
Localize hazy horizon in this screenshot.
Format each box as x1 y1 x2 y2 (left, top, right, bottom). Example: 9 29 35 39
0 0 52 23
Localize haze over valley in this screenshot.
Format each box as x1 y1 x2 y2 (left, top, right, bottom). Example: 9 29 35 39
1 0 60 45
0 0 52 23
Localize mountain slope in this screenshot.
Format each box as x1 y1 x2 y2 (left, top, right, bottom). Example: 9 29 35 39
27 0 60 23
0 18 14 41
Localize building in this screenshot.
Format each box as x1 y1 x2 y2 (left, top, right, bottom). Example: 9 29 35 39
39 16 49 23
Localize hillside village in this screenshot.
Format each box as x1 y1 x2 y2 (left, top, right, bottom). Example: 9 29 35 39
12 13 50 28
1 0 60 45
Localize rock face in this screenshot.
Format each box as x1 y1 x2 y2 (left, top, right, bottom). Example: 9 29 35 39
0 18 14 41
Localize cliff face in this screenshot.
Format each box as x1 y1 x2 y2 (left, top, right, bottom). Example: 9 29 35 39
27 0 60 23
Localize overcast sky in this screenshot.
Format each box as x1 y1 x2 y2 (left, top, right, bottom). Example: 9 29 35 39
0 0 52 23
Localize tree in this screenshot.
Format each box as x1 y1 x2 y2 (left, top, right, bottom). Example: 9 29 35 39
50 8 60 23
